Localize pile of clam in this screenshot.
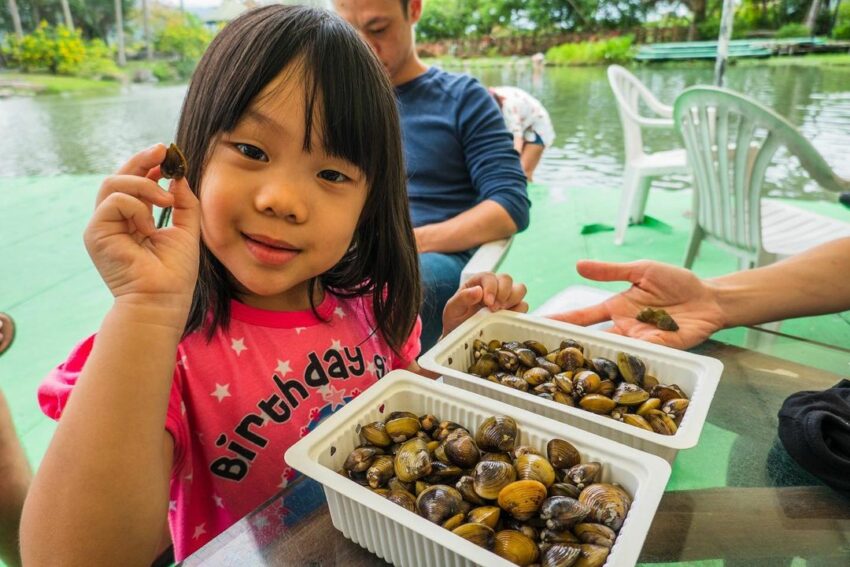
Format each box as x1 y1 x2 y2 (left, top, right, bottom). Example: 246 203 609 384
339 413 632 567
466 338 690 436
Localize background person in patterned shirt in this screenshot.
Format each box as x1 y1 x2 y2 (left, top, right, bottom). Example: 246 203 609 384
489 85 556 182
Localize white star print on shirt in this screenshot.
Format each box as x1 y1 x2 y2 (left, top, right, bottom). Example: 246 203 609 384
330 339 342 351
168 500 177 512
213 494 224 508
321 385 347 410
275 359 292 377
231 338 247 355
295 327 306 335
366 361 377 375
334 306 346 319
210 383 231 402
192 523 206 539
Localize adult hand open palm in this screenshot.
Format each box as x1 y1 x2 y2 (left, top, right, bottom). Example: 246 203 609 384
548 260 727 350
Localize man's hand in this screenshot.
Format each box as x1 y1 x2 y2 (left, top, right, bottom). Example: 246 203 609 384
548 260 726 350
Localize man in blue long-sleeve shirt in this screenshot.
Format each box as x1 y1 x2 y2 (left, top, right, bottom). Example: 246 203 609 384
335 0 531 350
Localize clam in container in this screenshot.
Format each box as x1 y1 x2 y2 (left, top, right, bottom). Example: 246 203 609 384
418 310 724 463
285 371 671 567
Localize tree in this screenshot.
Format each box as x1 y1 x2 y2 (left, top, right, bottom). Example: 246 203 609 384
6 0 23 38
60 0 74 31
682 0 708 39
114 0 125 65
142 0 152 59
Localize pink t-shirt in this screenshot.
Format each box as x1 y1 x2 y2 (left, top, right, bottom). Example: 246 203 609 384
38 293 421 560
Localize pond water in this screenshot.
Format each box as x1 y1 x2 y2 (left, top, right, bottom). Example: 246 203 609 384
2 62 850 198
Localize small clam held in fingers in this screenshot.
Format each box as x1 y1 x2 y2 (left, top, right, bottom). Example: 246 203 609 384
160 143 188 180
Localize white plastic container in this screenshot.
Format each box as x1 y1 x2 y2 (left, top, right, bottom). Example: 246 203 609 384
285 371 671 567
418 310 723 463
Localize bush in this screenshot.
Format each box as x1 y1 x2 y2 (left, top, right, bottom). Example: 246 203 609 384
697 13 752 40
546 36 634 66
2 22 119 78
834 1 850 40
77 39 121 80
775 23 812 38
154 14 212 62
3 21 85 74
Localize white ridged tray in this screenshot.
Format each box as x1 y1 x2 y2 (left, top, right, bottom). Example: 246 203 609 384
419 310 723 462
285 371 671 567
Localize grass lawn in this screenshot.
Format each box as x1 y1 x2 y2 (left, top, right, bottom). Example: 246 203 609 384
0 71 121 95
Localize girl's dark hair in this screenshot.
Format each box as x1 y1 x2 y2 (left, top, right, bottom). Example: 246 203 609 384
167 5 420 353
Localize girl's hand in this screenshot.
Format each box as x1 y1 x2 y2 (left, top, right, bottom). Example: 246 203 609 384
84 144 201 323
547 260 726 350
442 272 528 337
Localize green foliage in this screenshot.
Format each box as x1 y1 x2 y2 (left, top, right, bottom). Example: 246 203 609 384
775 23 812 38
78 38 120 80
0 0 134 42
834 1 850 40
417 0 652 41
697 11 753 40
154 14 212 62
2 21 118 78
545 35 634 66
3 21 85 74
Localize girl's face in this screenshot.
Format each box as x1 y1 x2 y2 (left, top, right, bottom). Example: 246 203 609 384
199 67 369 311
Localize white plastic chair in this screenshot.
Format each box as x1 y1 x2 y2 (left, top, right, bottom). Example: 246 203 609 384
459 238 513 284
608 65 690 245
674 86 850 271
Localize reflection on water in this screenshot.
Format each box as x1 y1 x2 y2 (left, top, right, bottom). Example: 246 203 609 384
0 84 186 176
1 64 849 199
471 62 850 199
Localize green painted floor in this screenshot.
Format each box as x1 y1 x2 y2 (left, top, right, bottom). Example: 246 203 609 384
1 175 849 565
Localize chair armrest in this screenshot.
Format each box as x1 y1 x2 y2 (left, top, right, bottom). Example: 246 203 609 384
642 97 674 119
637 116 675 129
459 238 513 285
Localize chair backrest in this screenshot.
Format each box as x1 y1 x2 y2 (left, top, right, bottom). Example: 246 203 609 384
607 65 668 162
673 86 847 257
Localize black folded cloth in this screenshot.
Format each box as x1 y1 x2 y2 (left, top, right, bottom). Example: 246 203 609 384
778 379 850 497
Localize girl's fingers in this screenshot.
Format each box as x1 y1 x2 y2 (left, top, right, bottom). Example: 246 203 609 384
96 175 174 209
494 274 514 306
467 273 498 306
88 192 157 240
168 178 201 237
115 144 168 177
505 282 527 309
508 301 529 313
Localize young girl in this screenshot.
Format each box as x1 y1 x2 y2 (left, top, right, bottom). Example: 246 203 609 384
21 5 527 563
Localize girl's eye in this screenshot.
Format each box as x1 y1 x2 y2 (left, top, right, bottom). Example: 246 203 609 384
318 170 351 183
235 143 268 162
369 27 387 35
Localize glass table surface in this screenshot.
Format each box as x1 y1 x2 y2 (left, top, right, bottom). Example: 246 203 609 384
184 329 850 566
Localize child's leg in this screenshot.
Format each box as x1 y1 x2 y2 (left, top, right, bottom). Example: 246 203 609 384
520 139 545 182
0 390 30 567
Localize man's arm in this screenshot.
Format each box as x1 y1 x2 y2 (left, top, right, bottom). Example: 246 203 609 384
711 237 850 327
415 200 517 253
415 78 529 254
